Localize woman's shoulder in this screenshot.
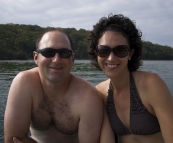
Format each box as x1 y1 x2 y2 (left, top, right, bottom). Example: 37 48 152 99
133 71 163 86
95 79 110 101
133 70 171 100
96 79 110 91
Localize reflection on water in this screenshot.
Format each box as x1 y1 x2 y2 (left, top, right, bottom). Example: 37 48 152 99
73 60 107 85
0 60 173 142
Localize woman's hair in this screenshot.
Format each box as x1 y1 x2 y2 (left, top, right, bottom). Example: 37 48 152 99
87 13 143 71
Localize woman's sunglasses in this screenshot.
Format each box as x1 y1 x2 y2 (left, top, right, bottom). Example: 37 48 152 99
36 48 73 58
96 45 129 58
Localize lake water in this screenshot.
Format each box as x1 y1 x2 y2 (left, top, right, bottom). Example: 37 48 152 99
0 60 173 142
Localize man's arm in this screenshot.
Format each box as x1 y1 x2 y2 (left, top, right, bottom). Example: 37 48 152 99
4 72 37 143
13 137 23 143
100 108 115 143
77 86 103 143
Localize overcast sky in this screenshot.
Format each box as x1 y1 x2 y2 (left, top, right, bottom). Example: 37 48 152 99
0 0 173 47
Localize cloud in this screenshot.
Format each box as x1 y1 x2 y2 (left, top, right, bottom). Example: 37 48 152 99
0 0 173 47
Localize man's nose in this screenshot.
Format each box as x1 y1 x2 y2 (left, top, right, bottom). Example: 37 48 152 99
52 53 62 62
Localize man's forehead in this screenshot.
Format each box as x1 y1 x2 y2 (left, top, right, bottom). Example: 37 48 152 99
42 31 65 40
39 31 71 48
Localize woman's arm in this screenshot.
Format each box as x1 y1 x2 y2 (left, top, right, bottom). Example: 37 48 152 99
146 73 173 143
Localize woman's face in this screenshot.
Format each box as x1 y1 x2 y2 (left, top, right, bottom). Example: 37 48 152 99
97 31 133 78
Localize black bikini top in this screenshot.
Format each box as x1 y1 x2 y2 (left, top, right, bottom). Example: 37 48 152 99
106 73 161 135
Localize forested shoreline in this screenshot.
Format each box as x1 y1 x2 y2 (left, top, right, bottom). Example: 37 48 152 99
0 24 173 60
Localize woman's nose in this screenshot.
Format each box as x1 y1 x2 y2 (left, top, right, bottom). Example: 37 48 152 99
107 51 117 60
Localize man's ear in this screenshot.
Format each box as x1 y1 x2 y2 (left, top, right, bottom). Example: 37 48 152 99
33 51 38 65
72 54 75 65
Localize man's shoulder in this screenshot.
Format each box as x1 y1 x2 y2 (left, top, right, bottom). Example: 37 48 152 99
70 74 99 95
18 67 38 75
71 74 93 86
14 67 39 83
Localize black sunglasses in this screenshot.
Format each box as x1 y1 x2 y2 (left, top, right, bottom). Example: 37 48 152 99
96 45 129 58
36 48 73 58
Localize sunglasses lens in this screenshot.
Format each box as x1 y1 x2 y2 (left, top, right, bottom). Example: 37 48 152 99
42 48 56 58
113 45 129 58
96 45 129 58
96 45 110 57
58 49 72 58
37 48 73 58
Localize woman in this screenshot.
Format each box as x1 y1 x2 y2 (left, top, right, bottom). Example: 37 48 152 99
88 13 173 143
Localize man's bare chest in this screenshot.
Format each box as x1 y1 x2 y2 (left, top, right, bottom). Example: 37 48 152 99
31 98 79 135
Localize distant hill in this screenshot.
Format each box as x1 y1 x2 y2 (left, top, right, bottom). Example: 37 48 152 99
0 24 173 60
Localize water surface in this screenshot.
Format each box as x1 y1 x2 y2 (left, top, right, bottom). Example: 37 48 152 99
0 60 172 142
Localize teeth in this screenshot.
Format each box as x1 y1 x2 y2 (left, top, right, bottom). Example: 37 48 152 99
107 64 117 68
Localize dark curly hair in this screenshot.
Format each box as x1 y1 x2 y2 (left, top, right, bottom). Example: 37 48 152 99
87 13 142 71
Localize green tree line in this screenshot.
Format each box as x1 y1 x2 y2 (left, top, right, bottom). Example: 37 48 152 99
0 24 173 60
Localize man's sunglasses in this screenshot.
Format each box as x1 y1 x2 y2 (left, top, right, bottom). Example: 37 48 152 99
36 48 73 58
96 45 129 58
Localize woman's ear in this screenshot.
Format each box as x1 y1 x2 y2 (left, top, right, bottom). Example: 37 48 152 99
33 51 38 65
129 49 134 60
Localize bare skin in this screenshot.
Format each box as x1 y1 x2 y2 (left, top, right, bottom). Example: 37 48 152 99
4 30 115 143
96 31 173 143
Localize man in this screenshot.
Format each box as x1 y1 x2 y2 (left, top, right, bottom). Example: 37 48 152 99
4 28 104 143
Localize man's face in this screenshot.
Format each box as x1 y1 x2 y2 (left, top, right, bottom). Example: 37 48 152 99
34 31 74 83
